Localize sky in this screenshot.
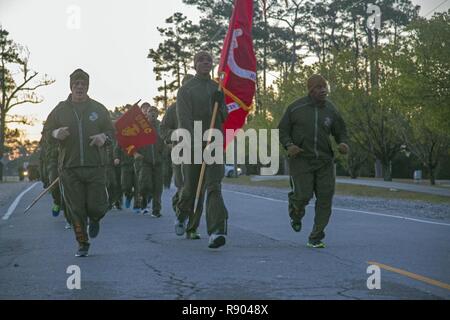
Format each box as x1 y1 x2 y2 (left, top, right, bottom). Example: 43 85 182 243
0 0 449 141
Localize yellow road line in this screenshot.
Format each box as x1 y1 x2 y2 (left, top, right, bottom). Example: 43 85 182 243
368 261 450 291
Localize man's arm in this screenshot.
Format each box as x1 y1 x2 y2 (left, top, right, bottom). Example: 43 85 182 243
278 106 294 149
331 110 348 145
176 87 194 135
100 106 115 141
330 108 349 154
43 106 60 143
218 98 228 125
160 105 176 144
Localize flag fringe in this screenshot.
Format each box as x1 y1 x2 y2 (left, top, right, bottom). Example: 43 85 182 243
213 78 254 112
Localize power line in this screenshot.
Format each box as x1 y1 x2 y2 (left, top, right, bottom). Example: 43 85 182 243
424 0 450 17
344 0 366 12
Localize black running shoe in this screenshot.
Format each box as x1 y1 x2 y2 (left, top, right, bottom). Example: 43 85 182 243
88 221 100 238
75 243 90 257
290 219 302 232
208 234 226 249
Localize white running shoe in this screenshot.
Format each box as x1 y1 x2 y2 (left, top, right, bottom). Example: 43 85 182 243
208 234 226 249
174 219 186 236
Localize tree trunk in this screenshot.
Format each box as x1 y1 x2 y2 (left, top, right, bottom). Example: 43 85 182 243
349 163 361 179
429 164 436 186
375 159 383 178
263 5 267 97
0 111 5 180
382 160 392 182
290 35 296 74
255 72 261 115
349 168 358 179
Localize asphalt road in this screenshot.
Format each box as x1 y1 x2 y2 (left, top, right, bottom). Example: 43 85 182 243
1 182 449 300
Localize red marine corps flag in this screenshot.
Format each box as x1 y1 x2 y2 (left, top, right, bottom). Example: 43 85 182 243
219 0 256 148
115 104 157 155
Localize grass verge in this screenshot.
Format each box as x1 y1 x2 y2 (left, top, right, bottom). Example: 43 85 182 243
223 176 450 205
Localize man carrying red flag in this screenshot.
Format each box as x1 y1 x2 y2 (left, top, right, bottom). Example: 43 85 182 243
175 51 229 248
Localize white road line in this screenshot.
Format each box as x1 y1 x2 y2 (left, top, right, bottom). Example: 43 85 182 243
2 182 39 220
223 189 450 227
225 189 287 203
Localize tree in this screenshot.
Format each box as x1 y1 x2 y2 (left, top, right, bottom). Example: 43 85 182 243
0 27 54 179
270 0 313 74
392 11 450 184
147 12 200 106
3 127 39 160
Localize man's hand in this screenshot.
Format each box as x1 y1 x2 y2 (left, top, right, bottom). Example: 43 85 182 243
114 158 120 166
337 143 349 155
89 133 107 147
133 152 143 159
287 144 304 158
52 127 70 140
212 91 224 107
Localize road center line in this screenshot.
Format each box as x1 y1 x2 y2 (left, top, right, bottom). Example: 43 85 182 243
223 189 450 227
368 261 450 291
2 182 39 220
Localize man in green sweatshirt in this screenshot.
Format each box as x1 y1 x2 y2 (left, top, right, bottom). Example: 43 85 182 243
160 74 194 214
175 51 229 248
278 74 349 249
114 142 136 209
105 140 121 210
43 68 114 257
135 104 164 217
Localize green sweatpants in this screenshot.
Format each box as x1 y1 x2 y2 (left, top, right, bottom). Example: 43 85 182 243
288 158 335 242
106 165 120 207
138 163 163 212
48 166 62 207
171 163 183 213
60 167 108 245
121 164 135 199
177 163 228 235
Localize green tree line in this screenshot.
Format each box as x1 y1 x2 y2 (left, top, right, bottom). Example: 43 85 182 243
148 0 450 184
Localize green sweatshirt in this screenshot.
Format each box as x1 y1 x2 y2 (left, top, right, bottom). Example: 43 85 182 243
278 95 348 160
113 143 134 166
136 119 164 165
44 95 114 168
176 74 228 136
160 102 177 144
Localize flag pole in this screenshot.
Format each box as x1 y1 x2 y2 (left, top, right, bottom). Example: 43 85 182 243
193 72 225 216
23 177 60 214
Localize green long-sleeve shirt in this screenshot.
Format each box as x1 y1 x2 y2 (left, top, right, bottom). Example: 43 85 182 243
136 119 164 165
113 143 134 166
176 74 228 137
160 102 177 144
43 95 114 168
278 95 348 160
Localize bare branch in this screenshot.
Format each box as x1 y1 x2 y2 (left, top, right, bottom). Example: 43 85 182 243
4 72 39 109
5 114 35 125
8 98 43 109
